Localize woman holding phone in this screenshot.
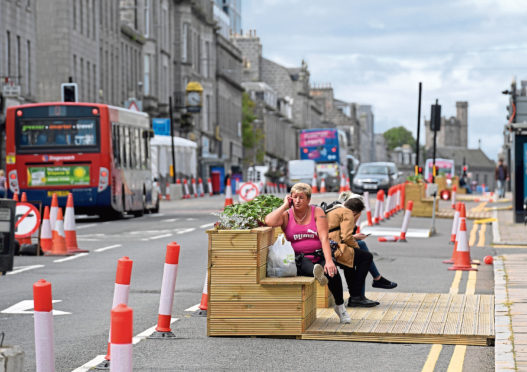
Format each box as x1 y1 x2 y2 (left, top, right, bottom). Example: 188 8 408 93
264 183 351 324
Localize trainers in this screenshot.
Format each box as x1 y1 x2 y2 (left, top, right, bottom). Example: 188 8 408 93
347 296 379 307
313 264 328 286
334 304 351 324
372 276 397 289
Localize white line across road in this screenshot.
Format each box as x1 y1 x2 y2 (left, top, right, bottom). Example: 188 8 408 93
361 226 431 238
71 318 179 372
142 233 173 241
76 223 97 230
162 218 179 223
185 304 200 312
53 253 89 263
200 222 215 229
94 244 122 253
7 265 44 275
176 228 195 234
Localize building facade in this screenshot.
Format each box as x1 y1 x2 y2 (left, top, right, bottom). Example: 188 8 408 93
358 105 375 162
425 101 468 150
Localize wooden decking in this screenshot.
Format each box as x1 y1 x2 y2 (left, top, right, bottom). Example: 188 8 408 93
301 292 495 346
436 208 492 220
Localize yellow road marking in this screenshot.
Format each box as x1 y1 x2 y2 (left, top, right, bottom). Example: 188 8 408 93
469 223 478 247
491 244 527 249
449 270 462 294
447 345 467 372
421 344 443 372
474 218 496 224
465 265 478 294
477 223 486 247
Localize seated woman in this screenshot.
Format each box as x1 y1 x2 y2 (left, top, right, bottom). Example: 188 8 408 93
264 183 351 324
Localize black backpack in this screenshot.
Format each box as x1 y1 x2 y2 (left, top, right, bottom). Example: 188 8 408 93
319 200 343 214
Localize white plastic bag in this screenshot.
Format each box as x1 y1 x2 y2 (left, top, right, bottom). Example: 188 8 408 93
266 234 297 277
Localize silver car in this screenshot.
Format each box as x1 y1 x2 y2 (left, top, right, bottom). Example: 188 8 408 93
351 162 402 194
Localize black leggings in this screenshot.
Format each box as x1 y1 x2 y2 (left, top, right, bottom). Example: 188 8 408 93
342 247 373 297
296 256 344 306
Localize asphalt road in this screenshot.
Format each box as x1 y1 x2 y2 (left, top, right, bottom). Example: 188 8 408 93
0 193 496 372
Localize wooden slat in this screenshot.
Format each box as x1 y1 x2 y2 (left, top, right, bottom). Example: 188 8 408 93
210 284 307 302
260 276 315 285
209 301 305 318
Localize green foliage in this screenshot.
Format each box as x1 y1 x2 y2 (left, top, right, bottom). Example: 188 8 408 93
241 93 265 164
407 174 423 183
383 126 416 151
214 194 283 230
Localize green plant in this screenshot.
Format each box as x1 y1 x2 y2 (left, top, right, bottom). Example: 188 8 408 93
406 174 423 183
214 194 283 230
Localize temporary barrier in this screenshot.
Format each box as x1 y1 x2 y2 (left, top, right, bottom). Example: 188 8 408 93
48 208 69 256
363 191 373 226
40 206 53 253
64 193 88 254
311 173 318 194
33 279 55 372
451 185 457 209
100 257 133 366
198 178 205 197
399 200 414 242
110 304 133 372
207 178 213 196
151 242 180 338
193 271 208 317
448 219 477 271
50 193 59 231
224 178 233 207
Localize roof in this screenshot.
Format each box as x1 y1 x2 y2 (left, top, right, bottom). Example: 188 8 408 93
426 147 495 169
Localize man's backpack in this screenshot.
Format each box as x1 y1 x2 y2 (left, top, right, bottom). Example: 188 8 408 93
319 200 343 214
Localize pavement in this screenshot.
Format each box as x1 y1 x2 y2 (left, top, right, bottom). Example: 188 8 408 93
492 196 527 371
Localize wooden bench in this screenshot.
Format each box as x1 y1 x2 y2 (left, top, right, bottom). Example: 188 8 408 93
206 227 332 337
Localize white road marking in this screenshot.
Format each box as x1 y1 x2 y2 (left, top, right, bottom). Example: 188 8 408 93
175 228 195 234
185 304 200 312
7 265 44 275
76 223 97 230
94 244 122 253
200 222 215 229
186 218 196 221
53 253 89 263
162 218 179 223
130 230 170 235
72 318 179 372
76 238 101 242
361 226 431 238
1 300 71 315
142 233 173 241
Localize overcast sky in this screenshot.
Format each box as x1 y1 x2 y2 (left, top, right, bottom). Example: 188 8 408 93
243 0 527 161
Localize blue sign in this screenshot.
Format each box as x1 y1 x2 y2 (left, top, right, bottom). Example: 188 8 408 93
524 143 527 200
152 118 171 136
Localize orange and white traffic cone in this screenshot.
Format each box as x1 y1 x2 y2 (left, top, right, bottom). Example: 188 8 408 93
207 178 213 196
198 178 205 197
224 178 233 207
50 193 59 231
64 193 88 254
444 203 465 264
110 304 133 371
346 176 351 192
13 193 19 202
339 174 346 193
448 219 477 271
48 208 70 256
311 173 319 194
40 206 53 253
378 190 385 222
373 190 382 224
355 214 361 234
320 178 327 193
165 182 171 200
193 271 208 317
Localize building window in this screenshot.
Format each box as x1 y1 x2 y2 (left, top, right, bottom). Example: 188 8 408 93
92 0 96 39
182 24 189 62
73 0 77 30
26 40 30 95
143 54 150 96
80 57 84 100
5 31 11 77
144 0 150 37
80 0 84 35
15 35 20 83
73 54 77 82
204 41 209 78
87 61 90 101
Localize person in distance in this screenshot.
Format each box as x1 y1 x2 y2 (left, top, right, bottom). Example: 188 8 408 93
264 183 351 324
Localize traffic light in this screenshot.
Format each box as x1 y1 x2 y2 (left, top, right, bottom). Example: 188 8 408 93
463 165 468 177
61 83 78 102
418 166 423 175
430 102 441 131
180 113 193 131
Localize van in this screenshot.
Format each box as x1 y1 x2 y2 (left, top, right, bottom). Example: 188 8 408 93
287 160 315 190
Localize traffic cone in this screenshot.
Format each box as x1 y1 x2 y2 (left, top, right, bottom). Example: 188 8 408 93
339 174 346 193
444 203 466 264
346 176 351 191
198 178 205 197
193 271 208 317
207 178 213 196
448 219 477 271
40 206 53 253
165 182 171 200
378 190 385 222
311 173 318 193
364 191 373 226
13 193 19 202
64 193 88 253
449 202 461 245
50 193 59 231
224 178 233 207
355 214 361 234
320 178 327 193
399 200 413 242
451 185 457 209
48 208 70 256
183 179 190 199
21 192 27 202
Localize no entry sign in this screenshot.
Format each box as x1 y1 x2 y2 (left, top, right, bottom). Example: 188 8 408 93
15 203 41 238
238 182 259 202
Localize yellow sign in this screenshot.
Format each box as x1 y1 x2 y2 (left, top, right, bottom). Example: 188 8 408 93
47 190 70 197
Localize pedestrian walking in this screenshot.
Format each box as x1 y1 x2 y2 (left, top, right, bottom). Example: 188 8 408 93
495 159 509 199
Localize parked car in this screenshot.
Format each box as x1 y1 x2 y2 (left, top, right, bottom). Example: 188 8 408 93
351 162 403 194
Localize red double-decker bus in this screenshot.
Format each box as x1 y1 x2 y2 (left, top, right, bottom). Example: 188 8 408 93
5 102 159 217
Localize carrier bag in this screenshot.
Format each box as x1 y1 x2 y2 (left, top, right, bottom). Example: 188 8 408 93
266 234 297 277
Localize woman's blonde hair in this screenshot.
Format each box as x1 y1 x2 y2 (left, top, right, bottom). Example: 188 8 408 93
290 183 312 199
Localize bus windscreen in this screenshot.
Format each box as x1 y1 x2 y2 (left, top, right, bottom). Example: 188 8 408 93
16 118 99 153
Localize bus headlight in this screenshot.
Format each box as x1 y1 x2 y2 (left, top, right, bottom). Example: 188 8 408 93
98 167 109 192
8 170 19 195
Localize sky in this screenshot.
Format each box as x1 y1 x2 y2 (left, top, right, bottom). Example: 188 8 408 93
242 0 527 161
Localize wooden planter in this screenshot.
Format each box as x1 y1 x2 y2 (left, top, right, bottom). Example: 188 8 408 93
206 226 317 336
405 183 438 217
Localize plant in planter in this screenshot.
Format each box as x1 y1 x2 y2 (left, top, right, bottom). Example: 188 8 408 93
213 194 283 230
406 174 423 184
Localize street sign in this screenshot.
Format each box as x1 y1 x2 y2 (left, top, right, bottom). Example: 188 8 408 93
14 202 41 238
2 84 21 98
152 118 171 136
238 182 259 202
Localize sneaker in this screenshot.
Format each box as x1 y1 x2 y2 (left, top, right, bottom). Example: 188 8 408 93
334 304 351 324
347 296 379 307
372 276 397 289
313 264 328 286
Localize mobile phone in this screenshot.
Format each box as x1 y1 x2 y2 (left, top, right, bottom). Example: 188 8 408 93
288 198 293 207
365 233 371 237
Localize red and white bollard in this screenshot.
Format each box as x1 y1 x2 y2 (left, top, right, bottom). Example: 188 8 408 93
373 191 382 224
110 304 133 372
363 191 373 226
198 178 205 197
101 257 133 367
355 214 361 234
191 178 198 198
449 202 461 245
384 189 392 219
399 200 414 242
193 271 208 317
378 190 385 222
451 185 457 209
151 242 180 338
183 179 190 199
207 178 213 196
33 279 55 372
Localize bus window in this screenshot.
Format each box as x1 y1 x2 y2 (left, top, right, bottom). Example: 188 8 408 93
121 126 128 168
143 130 150 169
134 128 141 169
112 123 120 166
129 128 136 169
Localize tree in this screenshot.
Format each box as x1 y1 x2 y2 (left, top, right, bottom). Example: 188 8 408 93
383 126 415 151
242 93 265 165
